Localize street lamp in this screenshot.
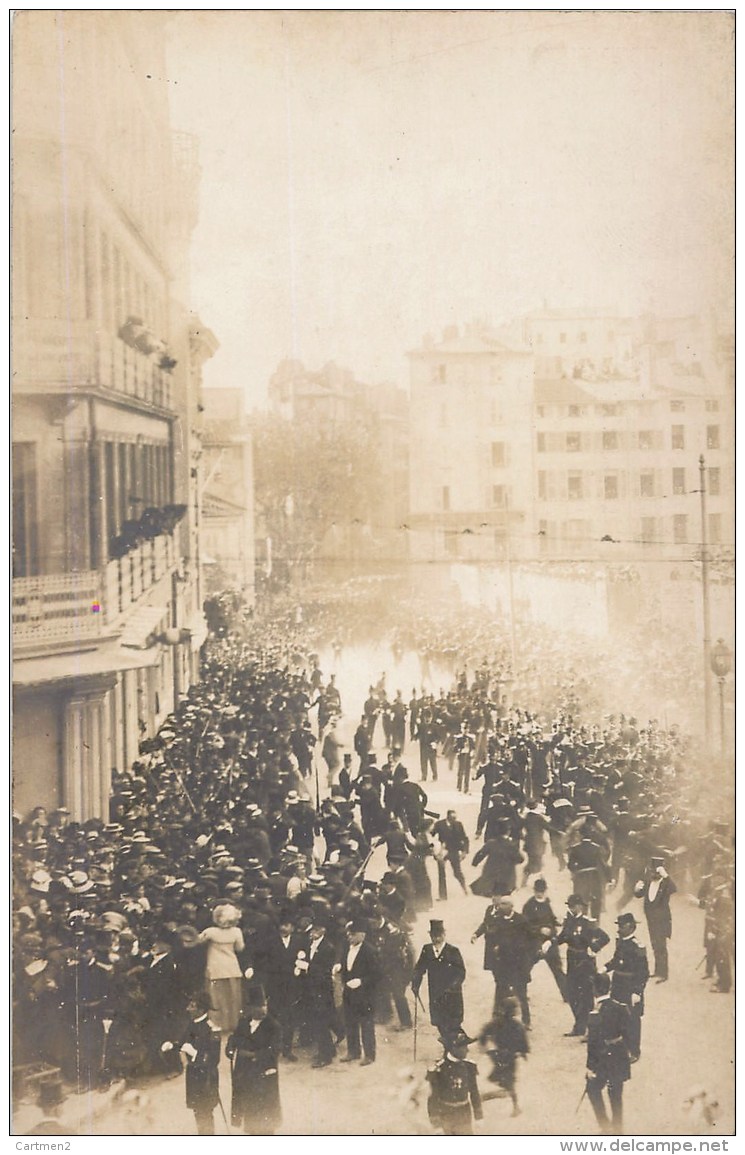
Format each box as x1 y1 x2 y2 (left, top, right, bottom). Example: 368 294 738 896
710 638 732 758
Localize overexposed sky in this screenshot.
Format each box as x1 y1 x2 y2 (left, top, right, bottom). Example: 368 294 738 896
164 11 733 406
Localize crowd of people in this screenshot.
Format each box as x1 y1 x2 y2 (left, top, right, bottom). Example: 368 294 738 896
13 599 734 1135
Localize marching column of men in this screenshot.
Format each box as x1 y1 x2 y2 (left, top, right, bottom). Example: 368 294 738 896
13 630 733 1136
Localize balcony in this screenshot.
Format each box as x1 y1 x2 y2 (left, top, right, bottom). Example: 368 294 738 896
13 320 173 409
13 534 178 654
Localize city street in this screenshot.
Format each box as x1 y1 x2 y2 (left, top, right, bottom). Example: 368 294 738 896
15 644 734 1137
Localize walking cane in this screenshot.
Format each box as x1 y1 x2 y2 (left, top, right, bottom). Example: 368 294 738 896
575 1082 588 1115
216 1091 231 1134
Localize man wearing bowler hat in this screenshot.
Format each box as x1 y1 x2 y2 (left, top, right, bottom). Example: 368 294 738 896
604 912 649 1062
634 856 676 982
412 920 466 1038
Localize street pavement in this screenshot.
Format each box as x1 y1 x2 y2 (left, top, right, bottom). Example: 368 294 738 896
14 642 734 1136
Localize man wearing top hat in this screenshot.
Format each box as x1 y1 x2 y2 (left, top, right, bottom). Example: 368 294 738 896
338 918 381 1065
604 912 649 1061
226 987 282 1135
634 856 676 982
412 920 466 1039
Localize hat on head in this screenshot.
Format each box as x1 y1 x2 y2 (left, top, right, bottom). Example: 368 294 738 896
567 894 587 907
429 919 445 934
176 925 200 947
245 982 267 1008
533 878 548 892
346 917 368 934
441 1028 475 1052
616 912 637 929
67 871 95 895
29 869 52 894
650 855 665 865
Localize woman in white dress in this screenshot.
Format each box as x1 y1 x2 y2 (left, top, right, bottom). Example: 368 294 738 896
198 902 246 1033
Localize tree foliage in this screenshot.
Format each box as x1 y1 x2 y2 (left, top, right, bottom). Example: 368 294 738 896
252 411 385 568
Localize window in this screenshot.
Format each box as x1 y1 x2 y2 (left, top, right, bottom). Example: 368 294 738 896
567 405 581 418
707 425 720 450
568 472 583 500
434 363 447 384
603 430 619 451
640 517 657 543
671 425 685 450
12 443 38 577
492 485 506 508
491 441 505 468
638 430 654 450
673 514 688 544
672 468 686 496
670 400 685 412
579 331 588 344
559 332 567 344
566 432 581 452
640 471 655 498
709 467 721 497
537 471 547 500
709 513 722 544
536 405 545 418
604 475 619 500
444 530 459 557
600 403 620 417
442 486 450 512
705 399 720 412
537 433 546 453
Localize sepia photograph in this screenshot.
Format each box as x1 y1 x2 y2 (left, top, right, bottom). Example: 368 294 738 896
11 9 734 1140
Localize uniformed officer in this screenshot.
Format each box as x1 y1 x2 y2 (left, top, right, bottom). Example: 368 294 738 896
556 895 610 1038
585 972 632 1134
604 912 649 1062
426 1029 483 1135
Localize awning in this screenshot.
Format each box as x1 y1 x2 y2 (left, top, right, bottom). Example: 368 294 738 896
119 604 170 649
186 609 209 652
13 639 162 688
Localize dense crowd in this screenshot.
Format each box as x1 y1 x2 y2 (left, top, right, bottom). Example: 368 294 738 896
13 600 733 1134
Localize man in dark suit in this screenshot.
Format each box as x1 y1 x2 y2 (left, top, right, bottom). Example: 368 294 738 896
267 914 306 1060
296 916 338 1067
432 811 470 900
634 856 676 982
339 918 381 1065
161 991 221 1135
604 912 649 1062
412 919 466 1038
585 972 632 1134
140 929 189 1072
226 990 282 1135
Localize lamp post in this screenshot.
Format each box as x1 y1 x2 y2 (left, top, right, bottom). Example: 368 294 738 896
710 638 732 758
698 455 713 748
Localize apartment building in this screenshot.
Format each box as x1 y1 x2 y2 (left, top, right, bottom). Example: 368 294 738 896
408 316 732 568
12 12 215 819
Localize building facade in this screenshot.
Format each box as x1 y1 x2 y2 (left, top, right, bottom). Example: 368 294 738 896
407 316 733 640
12 12 215 819
201 388 255 601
